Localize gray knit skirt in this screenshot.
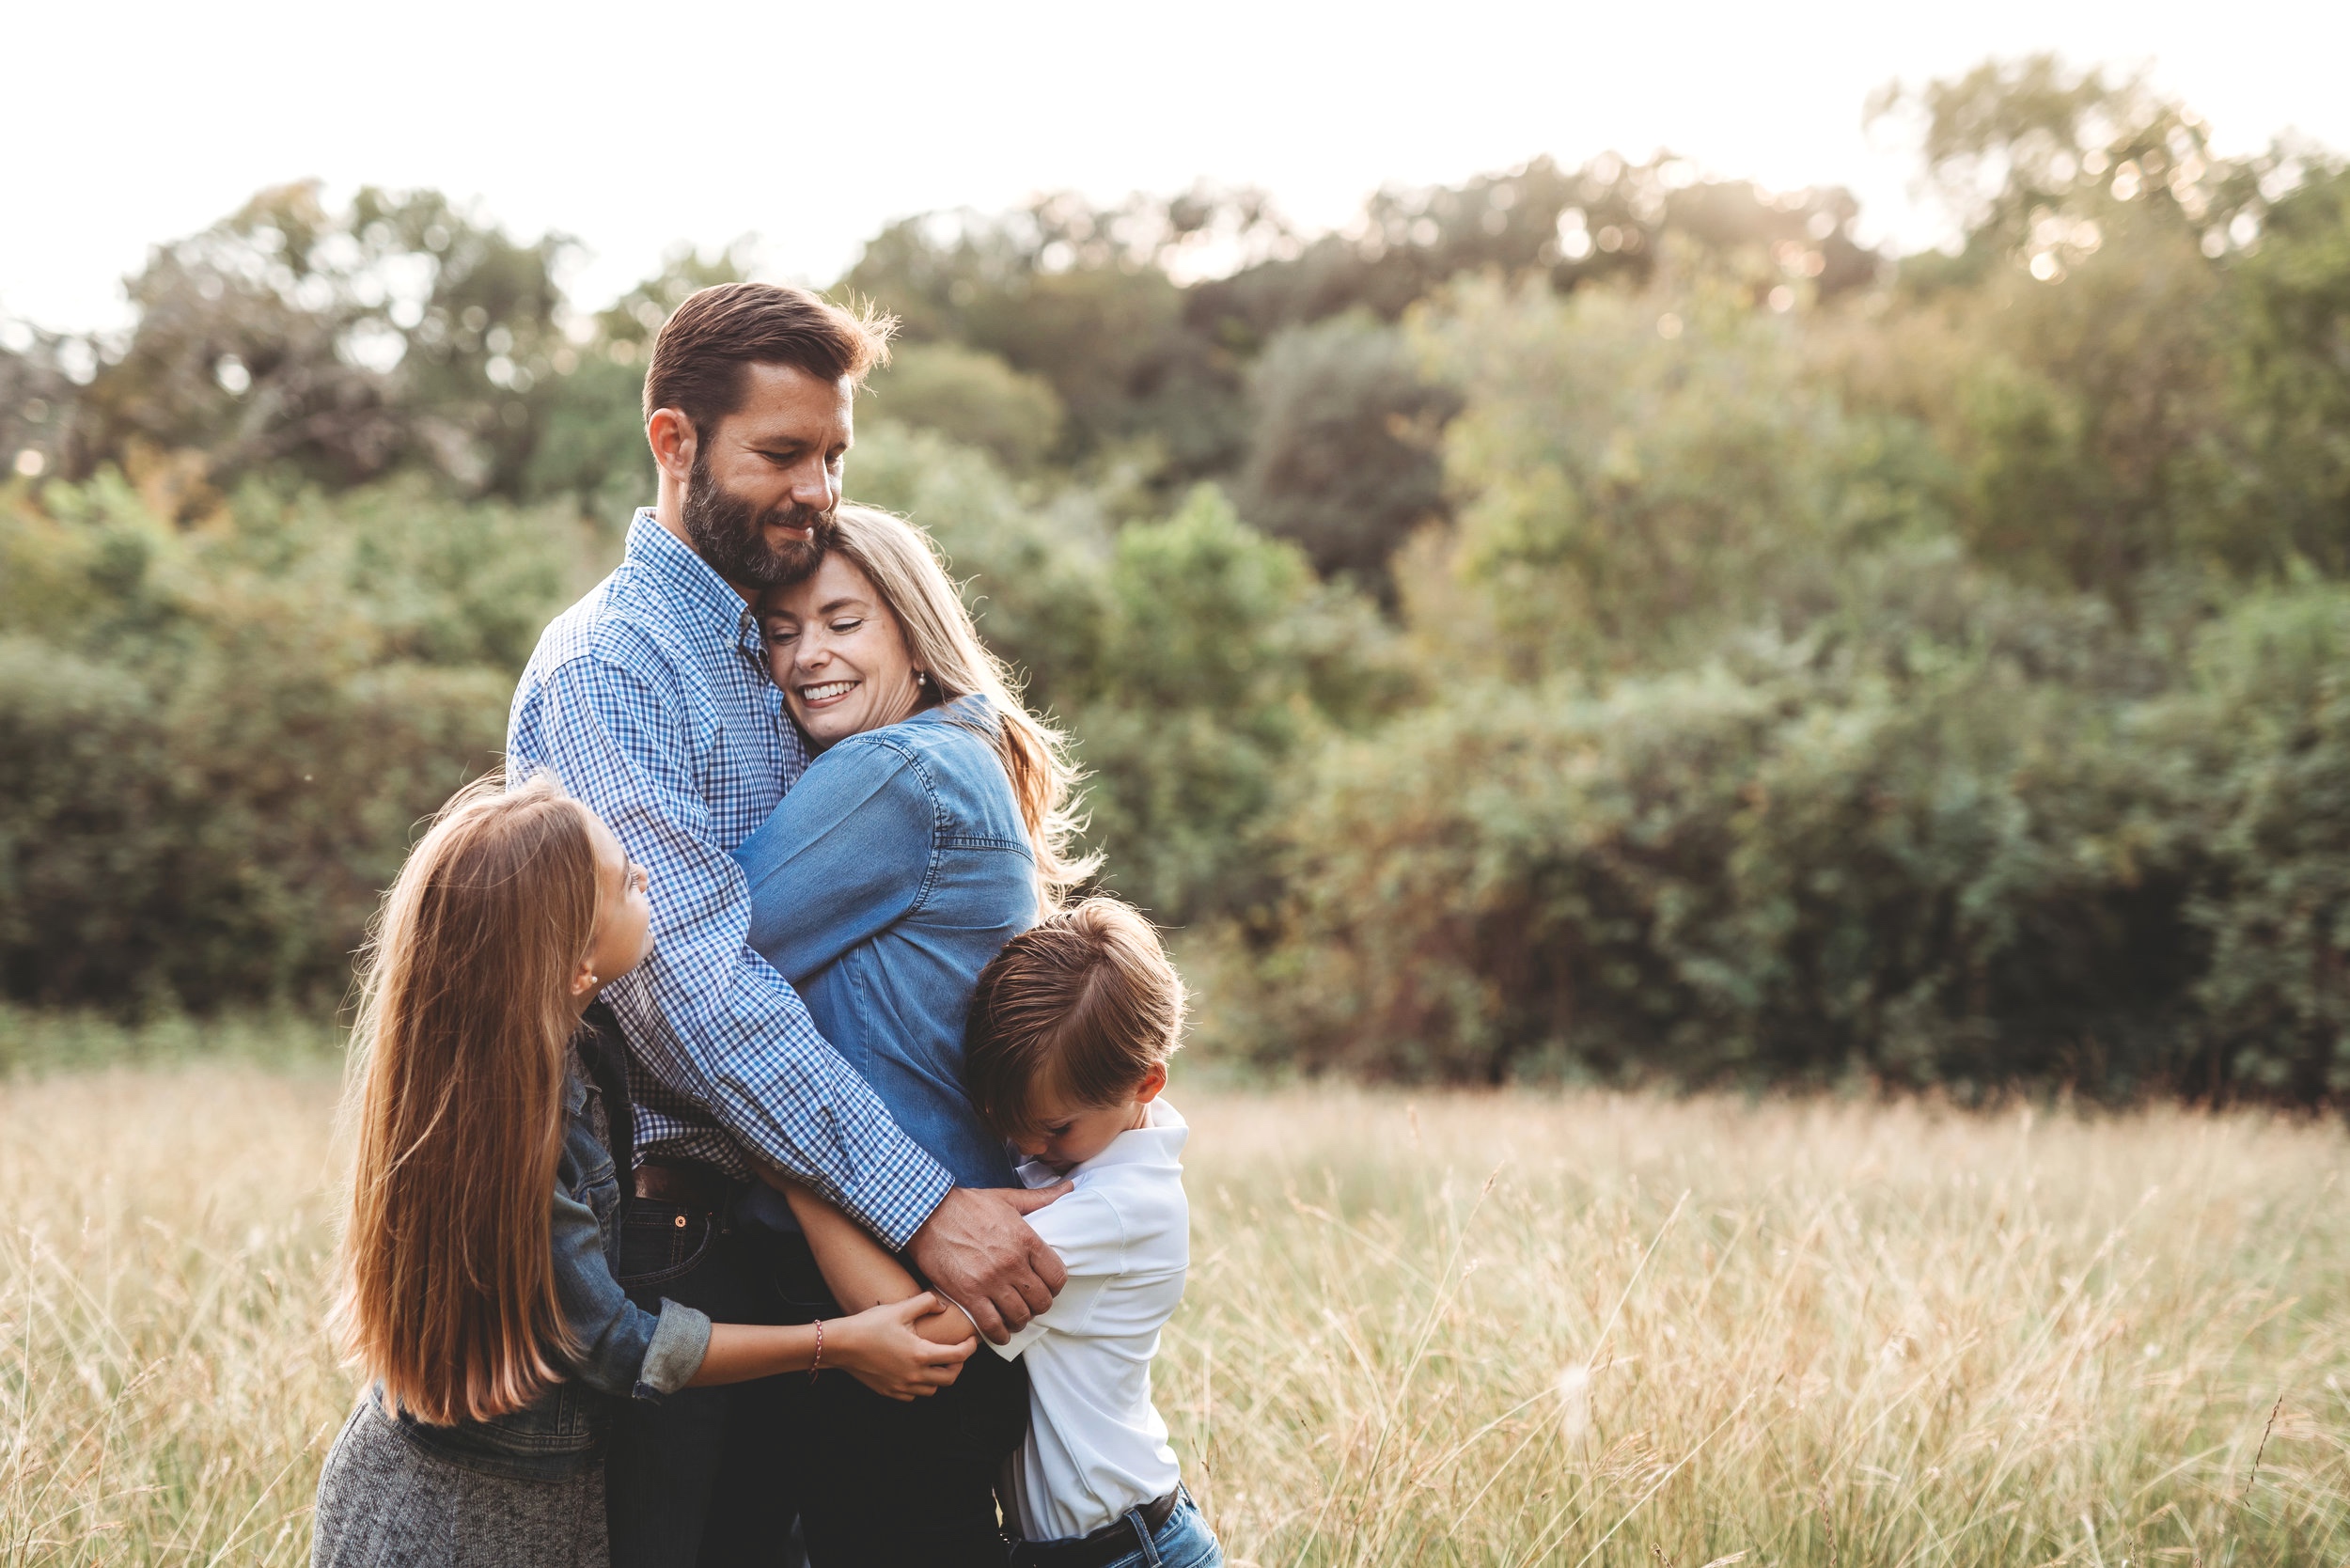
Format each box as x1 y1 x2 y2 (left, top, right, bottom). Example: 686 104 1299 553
313 1401 608 1568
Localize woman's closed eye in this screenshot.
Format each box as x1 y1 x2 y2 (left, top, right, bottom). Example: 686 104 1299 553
828 617 864 635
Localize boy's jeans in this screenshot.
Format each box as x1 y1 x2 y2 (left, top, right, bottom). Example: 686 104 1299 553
1010 1489 1223 1568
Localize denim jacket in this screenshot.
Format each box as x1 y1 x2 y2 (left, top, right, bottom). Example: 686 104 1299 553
386 1048 713 1480
735 698 1035 1192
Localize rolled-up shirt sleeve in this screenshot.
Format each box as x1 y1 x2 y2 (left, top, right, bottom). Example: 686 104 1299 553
520 653 951 1247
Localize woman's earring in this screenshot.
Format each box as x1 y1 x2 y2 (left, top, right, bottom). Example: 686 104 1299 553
915 671 928 686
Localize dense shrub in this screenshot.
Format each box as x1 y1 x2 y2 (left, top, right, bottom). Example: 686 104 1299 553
849 427 1405 922
0 473 596 1009
1417 277 1949 678
2158 584 2350 1097
0 434 1398 1005
1205 561 2350 1101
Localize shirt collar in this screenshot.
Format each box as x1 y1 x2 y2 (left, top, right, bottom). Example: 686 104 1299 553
1072 1097 1191 1179
625 509 764 661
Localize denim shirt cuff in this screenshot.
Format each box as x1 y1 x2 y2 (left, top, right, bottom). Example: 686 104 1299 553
632 1299 713 1402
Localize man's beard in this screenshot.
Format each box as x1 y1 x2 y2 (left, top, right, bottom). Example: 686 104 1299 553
681 447 832 588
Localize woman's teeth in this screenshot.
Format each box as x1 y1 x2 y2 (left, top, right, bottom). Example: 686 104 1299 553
800 681 856 704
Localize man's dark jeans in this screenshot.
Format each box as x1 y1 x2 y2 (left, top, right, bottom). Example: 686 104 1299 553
607 1191 807 1568
608 1187 1029 1568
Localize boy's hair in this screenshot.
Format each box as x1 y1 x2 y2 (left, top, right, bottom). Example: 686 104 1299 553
331 773 599 1424
965 898 1183 1142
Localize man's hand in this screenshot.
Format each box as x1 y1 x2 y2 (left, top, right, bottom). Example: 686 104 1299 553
904 1184 1072 1343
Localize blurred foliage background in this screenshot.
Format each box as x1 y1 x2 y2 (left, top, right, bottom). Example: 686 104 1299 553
8 55 2350 1103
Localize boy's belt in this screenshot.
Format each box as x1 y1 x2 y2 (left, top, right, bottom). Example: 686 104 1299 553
1006 1488 1183 1568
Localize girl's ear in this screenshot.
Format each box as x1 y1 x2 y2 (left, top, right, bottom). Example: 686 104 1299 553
570 956 601 998
1133 1061 1169 1104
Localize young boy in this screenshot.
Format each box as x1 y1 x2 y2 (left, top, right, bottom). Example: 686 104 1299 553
774 898 1222 1568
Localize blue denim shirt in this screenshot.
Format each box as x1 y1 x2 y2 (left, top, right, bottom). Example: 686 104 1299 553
387 1055 713 1480
735 698 1035 1191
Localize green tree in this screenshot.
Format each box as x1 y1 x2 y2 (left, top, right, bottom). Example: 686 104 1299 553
72 182 574 506
1874 54 2271 286
1072 485 1403 921
839 196 1248 478
861 342 1066 473
2224 166 2350 572
1233 311 1459 596
1416 274 1935 676
0 470 602 1009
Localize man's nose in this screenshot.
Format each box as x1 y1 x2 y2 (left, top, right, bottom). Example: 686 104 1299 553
788 456 838 510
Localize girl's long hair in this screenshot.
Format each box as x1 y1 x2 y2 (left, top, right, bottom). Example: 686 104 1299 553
330 773 598 1424
820 504 1097 899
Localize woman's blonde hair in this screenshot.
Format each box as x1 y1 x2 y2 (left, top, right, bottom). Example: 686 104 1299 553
807 503 1095 897
330 774 599 1424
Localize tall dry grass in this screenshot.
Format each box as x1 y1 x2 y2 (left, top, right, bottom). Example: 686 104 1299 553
4 1062 2347 1564
0 1066 345 1564
1170 1090 2350 1566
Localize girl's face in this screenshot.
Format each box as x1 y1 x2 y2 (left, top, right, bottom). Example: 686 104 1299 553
760 555 925 749
581 814 653 998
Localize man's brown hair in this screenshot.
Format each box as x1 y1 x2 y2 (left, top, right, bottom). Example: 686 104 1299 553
964 898 1184 1142
642 281 895 432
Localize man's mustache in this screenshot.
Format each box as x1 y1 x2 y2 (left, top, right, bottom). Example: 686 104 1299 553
761 504 833 541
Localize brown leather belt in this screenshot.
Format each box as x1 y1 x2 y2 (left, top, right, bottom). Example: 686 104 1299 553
1005 1488 1183 1568
631 1161 741 1213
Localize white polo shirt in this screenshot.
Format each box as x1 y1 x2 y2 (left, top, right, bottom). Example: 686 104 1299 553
990 1097 1190 1542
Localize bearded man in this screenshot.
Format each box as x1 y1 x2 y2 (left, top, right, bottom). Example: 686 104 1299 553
507 283 1067 1566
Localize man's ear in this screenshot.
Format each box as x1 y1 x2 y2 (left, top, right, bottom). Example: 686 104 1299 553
646 407 697 483
1133 1061 1169 1104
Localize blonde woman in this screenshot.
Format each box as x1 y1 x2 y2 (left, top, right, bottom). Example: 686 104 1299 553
314 777 973 1568
721 503 1091 1564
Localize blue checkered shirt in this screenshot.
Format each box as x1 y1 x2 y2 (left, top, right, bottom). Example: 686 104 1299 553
507 511 952 1247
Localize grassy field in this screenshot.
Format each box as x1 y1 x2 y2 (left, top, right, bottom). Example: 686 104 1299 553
5 1046 2349 1565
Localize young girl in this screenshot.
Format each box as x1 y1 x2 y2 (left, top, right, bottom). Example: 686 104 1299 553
314 776 974 1568
774 897 1223 1568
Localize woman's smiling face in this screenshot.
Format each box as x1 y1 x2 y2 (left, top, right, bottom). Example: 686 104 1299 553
760 555 925 748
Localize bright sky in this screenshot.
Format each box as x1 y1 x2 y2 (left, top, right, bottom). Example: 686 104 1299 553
9 0 2346 337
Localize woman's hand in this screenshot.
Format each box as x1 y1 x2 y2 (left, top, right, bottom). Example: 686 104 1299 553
825 1293 978 1401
